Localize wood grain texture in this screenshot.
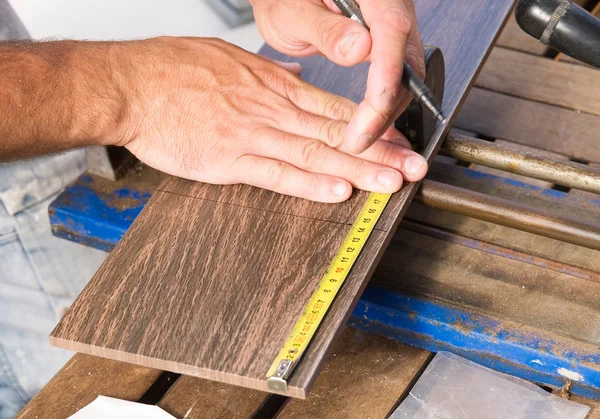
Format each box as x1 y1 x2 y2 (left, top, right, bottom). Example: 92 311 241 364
476 47 600 116
279 328 430 419
455 87 600 163
157 375 269 419
373 225 600 346
16 354 161 419
51 0 514 398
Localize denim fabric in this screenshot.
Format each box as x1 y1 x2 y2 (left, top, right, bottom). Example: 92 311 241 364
0 2 107 416
0 152 107 418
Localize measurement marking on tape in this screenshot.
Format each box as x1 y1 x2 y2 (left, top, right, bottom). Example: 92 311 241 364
266 192 391 392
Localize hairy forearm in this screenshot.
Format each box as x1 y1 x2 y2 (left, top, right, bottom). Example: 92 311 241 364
0 40 126 160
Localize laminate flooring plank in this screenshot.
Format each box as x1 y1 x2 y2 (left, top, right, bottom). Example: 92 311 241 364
455 87 600 162
51 0 514 398
476 47 600 116
16 354 161 419
52 191 359 398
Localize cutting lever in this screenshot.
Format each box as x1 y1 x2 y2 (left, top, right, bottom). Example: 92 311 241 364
332 0 447 124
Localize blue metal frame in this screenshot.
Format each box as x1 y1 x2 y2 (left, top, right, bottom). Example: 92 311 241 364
49 170 600 399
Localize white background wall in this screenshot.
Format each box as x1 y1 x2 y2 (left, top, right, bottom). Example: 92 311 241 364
8 0 264 51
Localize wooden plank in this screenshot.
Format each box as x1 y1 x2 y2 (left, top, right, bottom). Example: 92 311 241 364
158 376 269 419
16 354 161 419
455 87 600 163
51 0 514 398
52 191 361 399
496 12 549 56
476 47 600 116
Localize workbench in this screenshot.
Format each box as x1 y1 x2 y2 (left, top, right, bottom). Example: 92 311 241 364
18 4 600 417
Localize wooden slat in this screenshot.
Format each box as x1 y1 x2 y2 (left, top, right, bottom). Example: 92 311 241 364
455 87 600 163
279 328 429 419
157 376 268 419
157 328 430 419
16 354 161 419
476 47 600 116
51 0 514 398
373 226 600 347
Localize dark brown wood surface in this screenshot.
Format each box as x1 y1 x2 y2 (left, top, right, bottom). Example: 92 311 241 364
51 0 514 398
456 87 600 163
476 47 600 116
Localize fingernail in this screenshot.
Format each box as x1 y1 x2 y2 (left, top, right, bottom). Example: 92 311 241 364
405 155 425 176
377 170 402 189
339 32 361 56
333 181 348 197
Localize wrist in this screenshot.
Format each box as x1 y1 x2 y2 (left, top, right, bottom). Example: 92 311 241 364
67 41 132 148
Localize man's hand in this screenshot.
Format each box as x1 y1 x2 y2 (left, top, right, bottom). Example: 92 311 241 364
0 37 427 202
109 37 426 202
251 0 426 154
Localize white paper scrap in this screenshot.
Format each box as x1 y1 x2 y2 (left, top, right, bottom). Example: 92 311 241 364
68 396 176 419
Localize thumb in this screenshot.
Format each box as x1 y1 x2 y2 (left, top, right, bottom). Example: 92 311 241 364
290 4 371 66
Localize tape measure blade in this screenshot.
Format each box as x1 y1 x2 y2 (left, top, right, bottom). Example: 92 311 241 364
265 192 391 385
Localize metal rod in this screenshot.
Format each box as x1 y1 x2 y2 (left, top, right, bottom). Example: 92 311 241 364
440 134 600 195
415 180 600 250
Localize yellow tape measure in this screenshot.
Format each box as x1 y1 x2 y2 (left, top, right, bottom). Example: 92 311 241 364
266 192 391 392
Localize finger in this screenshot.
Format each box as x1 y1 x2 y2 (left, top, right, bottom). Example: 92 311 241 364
381 125 412 148
274 109 348 149
232 154 352 203
254 130 404 193
343 0 424 153
362 0 418 113
285 80 358 122
285 1 371 66
339 139 428 181
261 56 303 75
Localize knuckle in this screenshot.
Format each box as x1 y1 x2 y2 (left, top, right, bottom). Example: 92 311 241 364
375 143 398 167
264 161 287 189
320 120 344 148
317 16 347 51
384 7 413 34
299 139 325 168
325 97 355 121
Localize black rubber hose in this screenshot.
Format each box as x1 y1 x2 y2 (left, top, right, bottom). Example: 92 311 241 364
515 0 600 67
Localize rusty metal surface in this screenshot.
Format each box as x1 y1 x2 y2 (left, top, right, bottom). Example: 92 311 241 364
440 134 600 194
415 179 600 250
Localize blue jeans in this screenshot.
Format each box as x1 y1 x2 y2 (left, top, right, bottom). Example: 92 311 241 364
0 151 107 418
